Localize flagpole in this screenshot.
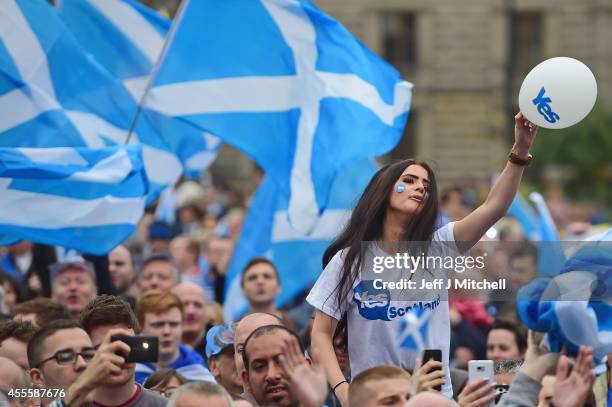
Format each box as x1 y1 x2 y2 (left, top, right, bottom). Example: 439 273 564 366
124 0 192 145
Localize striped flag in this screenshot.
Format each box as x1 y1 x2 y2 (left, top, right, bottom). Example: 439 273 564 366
0 145 148 254
0 0 182 199
145 0 412 234
223 159 377 320
57 0 220 177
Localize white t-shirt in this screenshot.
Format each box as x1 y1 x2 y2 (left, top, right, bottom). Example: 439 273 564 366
306 222 458 398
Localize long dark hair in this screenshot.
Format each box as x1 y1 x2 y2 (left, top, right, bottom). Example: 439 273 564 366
323 159 439 310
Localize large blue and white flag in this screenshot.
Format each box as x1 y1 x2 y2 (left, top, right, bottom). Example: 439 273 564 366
57 0 220 177
0 0 181 198
0 145 148 254
146 0 413 233
223 159 378 320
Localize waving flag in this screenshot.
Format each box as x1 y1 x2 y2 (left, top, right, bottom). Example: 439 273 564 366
57 0 220 177
146 0 413 234
529 192 566 277
507 192 539 240
223 159 377 320
0 145 148 254
517 228 612 362
0 0 181 198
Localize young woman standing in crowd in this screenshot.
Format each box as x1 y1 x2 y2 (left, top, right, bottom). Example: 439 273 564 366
308 113 538 405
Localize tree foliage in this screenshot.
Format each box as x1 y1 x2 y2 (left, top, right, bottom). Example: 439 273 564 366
529 105 612 207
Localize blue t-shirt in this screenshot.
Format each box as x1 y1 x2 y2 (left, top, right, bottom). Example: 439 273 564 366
135 344 215 384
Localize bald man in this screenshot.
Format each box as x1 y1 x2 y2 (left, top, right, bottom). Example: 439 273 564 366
407 392 457 407
233 312 283 403
0 356 35 407
171 282 208 353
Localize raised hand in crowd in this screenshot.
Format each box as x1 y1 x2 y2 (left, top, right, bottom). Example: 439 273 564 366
63 328 132 407
457 379 496 407
277 335 328 407
552 346 595 407
413 359 445 393
519 330 559 382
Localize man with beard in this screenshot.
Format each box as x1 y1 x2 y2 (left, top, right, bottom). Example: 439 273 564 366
171 282 208 354
242 325 327 407
108 245 139 303
78 295 166 406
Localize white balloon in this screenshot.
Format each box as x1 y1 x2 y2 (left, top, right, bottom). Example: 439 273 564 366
518 57 597 129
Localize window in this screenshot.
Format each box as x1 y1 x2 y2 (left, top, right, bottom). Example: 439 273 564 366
382 12 417 71
509 12 543 88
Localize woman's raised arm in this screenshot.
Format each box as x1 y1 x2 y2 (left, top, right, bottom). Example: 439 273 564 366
454 112 539 252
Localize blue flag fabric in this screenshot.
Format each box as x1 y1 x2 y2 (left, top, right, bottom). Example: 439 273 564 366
0 0 182 199
0 145 148 254
507 193 539 240
57 0 220 178
517 228 612 362
529 192 566 277
146 0 412 234
223 159 378 320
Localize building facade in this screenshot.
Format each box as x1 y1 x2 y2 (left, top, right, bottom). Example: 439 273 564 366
316 0 612 189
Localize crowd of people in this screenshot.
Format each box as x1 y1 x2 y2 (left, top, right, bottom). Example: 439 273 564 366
0 117 610 406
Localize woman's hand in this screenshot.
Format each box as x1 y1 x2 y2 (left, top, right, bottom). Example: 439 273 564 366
512 112 539 158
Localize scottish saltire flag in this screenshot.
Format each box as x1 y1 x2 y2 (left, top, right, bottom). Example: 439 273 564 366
146 0 413 234
529 192 566 277
517 228 612 361
507 193 538 240
397 307 432 352
57 0 220 177
0 145 148 254
0 0 181 198
223 159 377 320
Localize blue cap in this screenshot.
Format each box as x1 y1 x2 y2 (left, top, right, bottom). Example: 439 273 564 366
205 323 234 359
148 221 173 241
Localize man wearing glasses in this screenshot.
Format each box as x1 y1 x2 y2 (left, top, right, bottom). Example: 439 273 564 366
27 319 95 406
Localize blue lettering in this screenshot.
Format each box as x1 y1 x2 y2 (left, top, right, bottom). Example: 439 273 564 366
388 307 397 319
532 87 560 123
397 308 406 317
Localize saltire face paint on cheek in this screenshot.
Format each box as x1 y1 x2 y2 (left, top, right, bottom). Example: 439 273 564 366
396 184 406 193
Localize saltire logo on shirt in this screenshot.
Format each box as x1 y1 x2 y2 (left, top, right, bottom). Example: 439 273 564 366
397 307 431 351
